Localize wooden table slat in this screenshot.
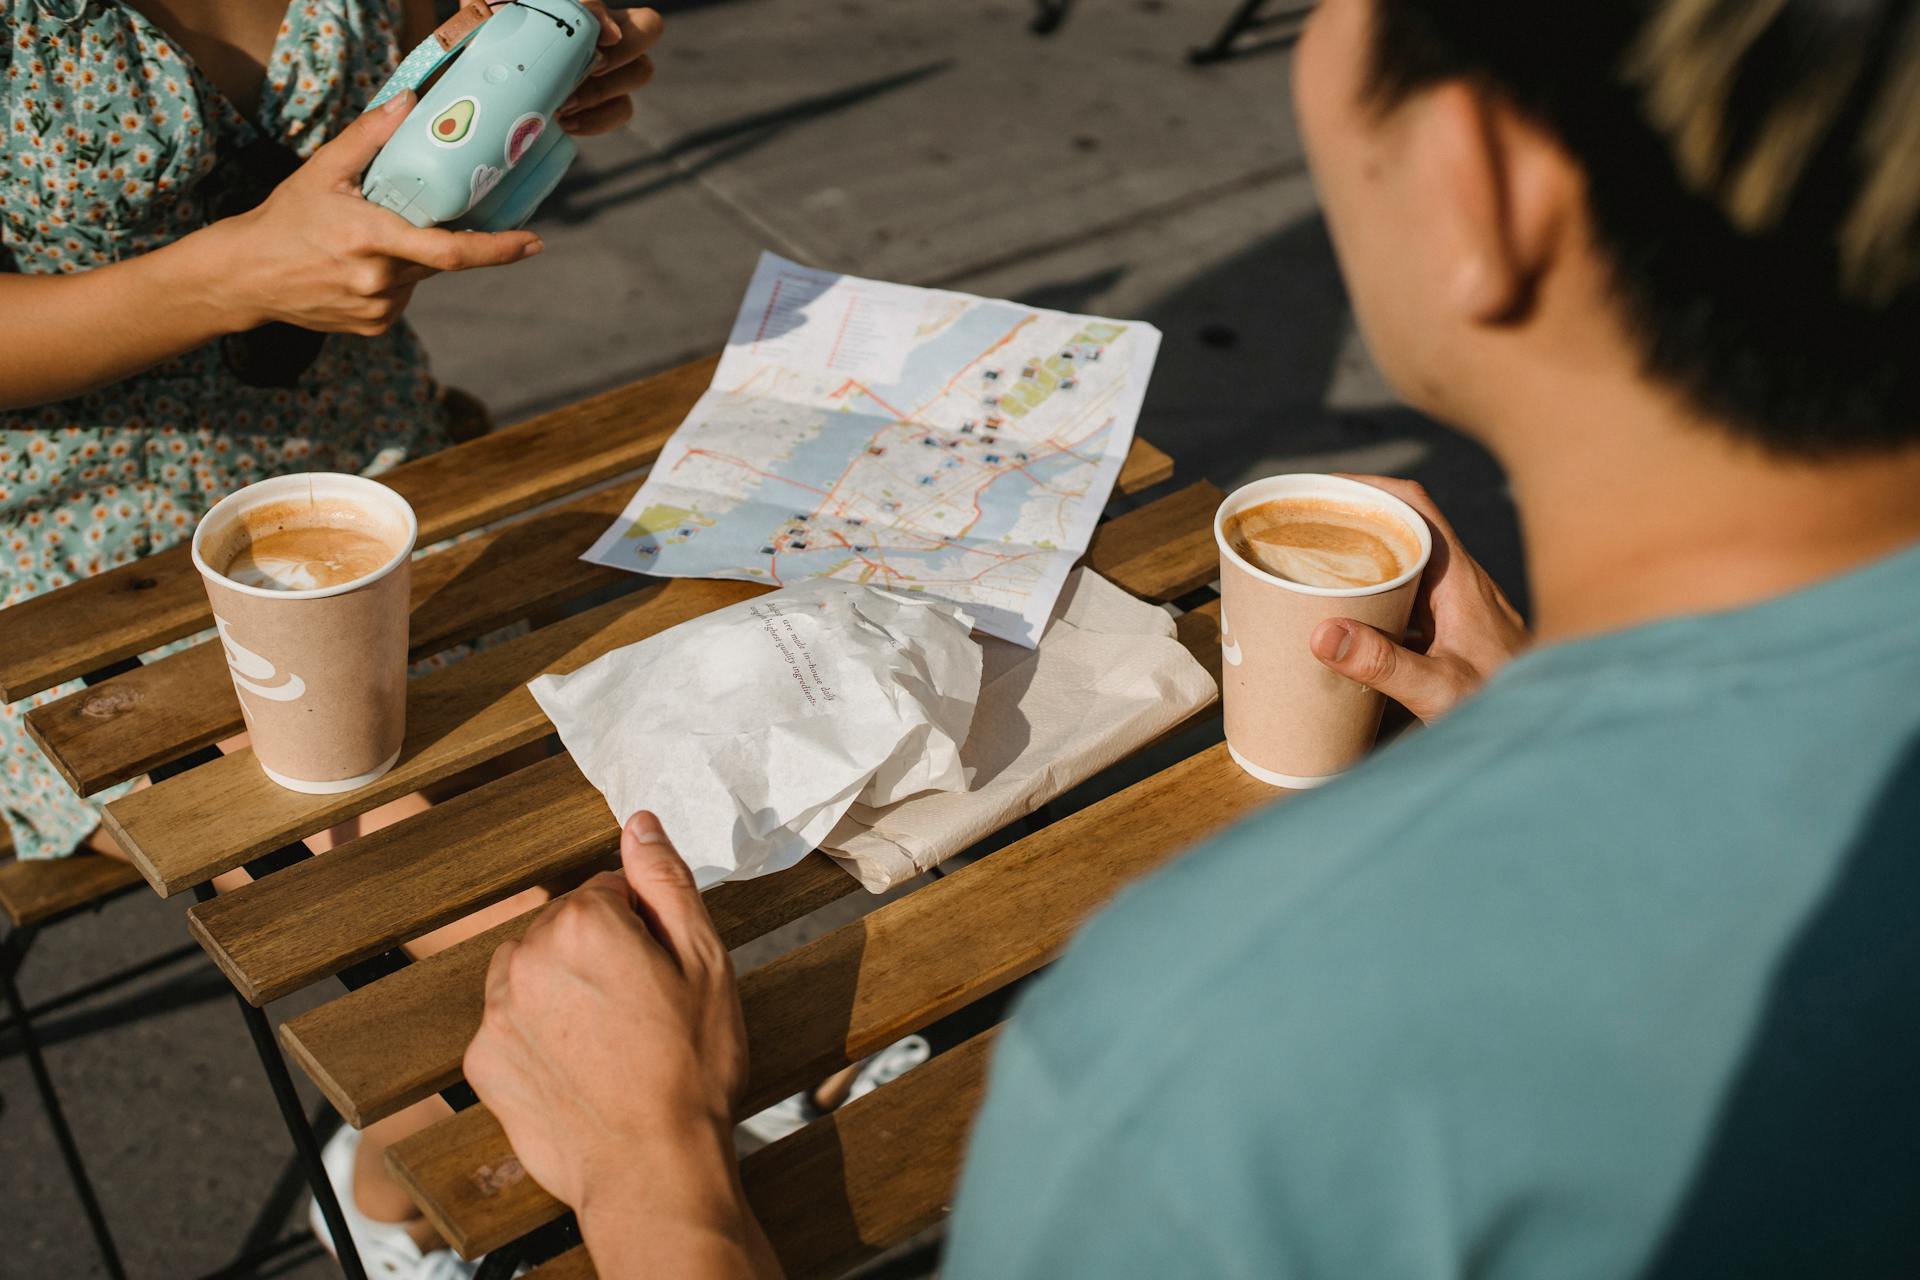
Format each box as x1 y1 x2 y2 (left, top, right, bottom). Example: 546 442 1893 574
524 1247 594 1280
0 852 144 928
394 1025 1004 1270
381 739 1276 1256
1116 436 1173 493
0 357 720 705
24 483 640 799
1083 479 1221 602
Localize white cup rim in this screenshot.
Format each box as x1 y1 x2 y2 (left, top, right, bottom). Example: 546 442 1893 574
191 472 419 601
1213 473 1435 598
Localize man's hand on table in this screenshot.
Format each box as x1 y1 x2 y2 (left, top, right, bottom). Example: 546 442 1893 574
465 813 782 1279
1310 476 1530 722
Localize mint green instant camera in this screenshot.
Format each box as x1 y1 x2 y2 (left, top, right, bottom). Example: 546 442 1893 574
362 0 597 230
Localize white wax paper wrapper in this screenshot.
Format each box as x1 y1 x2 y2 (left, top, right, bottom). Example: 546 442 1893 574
529 579 982 888
822 569 1217 891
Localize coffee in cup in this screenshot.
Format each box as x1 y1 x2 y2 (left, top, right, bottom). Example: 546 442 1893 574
191 474 417 794
1214 475 1432 788
221 498 408 592
1223 497 1422 590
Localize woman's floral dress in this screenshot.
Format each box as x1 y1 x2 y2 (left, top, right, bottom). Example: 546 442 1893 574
1 0 450 859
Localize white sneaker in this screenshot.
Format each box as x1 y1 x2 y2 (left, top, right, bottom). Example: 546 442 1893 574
737 1035 933 1143
309 1124 480 1280
846 1034 931 1102
736 1088 822 1144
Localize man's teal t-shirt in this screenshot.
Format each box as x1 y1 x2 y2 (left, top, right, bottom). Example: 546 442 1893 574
944 543 1920 1278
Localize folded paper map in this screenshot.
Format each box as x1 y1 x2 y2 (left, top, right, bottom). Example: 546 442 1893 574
583 253 1163 645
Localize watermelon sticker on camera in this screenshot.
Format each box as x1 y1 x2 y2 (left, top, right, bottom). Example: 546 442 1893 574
506 112 547 168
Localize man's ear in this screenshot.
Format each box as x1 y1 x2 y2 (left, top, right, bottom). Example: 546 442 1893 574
1411 81 1576 327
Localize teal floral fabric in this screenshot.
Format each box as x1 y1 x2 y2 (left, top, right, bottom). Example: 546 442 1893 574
1 1 450 859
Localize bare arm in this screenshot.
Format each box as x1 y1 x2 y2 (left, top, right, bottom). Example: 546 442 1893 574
0 93 539 414
0 231 246 411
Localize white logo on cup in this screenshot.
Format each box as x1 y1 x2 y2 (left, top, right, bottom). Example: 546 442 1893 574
215 616 308 703
1220 604 1243 667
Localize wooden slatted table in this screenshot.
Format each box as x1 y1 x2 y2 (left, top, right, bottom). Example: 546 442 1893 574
2 355 1286 1279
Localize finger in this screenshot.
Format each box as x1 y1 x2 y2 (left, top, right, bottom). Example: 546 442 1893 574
307 91 414 188
390 261 440 288
374 223 544 271
619 811 725 976
591 0 621 45
563 55 654 115
559 95 634 136
1310 618 1457 722
591 7 663 69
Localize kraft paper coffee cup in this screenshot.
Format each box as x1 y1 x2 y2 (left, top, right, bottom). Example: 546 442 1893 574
1215 474 1433 788
190 473 417 794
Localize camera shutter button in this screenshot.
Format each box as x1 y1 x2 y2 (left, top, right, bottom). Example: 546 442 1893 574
482 63 511 84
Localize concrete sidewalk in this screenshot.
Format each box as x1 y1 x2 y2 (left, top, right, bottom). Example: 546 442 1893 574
1 3 1520 1277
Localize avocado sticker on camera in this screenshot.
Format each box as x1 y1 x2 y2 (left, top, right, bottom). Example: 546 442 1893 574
429 97 478 147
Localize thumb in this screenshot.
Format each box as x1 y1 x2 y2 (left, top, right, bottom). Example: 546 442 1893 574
1311 618 1455 723
619 812 722 972
306 91 414 188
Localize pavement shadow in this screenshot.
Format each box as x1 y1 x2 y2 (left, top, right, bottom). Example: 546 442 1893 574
0 961 232 1060
193 1101 338 1280
537 62 953 227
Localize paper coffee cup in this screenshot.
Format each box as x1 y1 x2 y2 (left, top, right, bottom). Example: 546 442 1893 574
190 473 417 794
1214 474 1433 788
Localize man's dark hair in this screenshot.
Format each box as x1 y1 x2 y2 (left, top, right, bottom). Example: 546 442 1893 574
1366 0 1920 456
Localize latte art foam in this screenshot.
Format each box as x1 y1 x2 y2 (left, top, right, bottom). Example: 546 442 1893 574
217 498 405 592
1226 498 1419 589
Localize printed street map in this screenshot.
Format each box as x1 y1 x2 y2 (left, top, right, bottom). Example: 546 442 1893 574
584 253 1163 645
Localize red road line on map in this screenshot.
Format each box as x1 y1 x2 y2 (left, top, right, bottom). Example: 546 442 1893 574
825 296 858 372
728 367 771 397
842 381 911 422
678 448 833 496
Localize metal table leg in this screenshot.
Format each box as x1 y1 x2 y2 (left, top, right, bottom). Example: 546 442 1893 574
1190 0 1314 64
137 734 370 1280
2 925 128 1280
190 878 370 1280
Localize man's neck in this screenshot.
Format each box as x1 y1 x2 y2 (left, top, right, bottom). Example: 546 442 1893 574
1492 380 1920 646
